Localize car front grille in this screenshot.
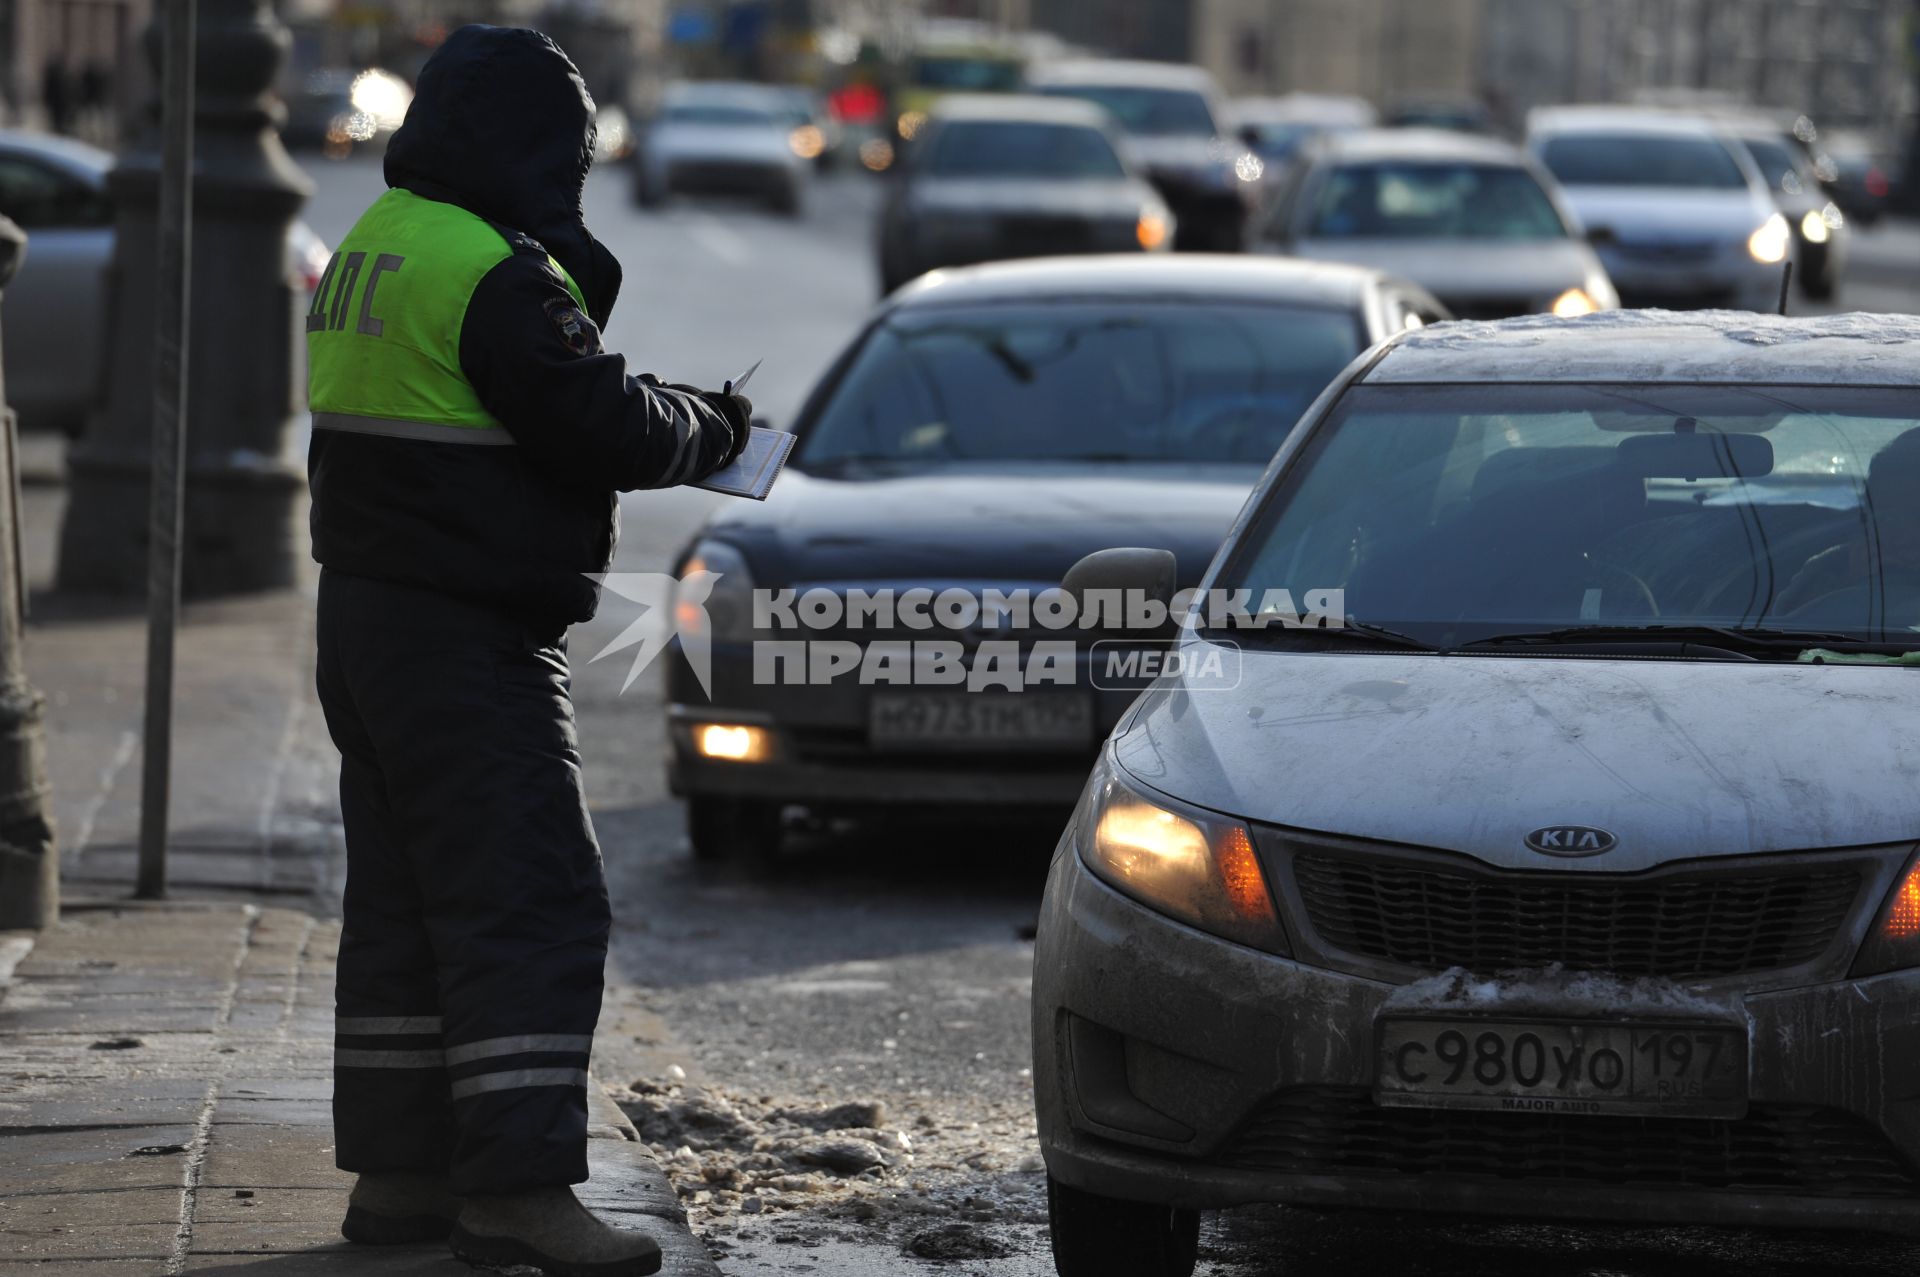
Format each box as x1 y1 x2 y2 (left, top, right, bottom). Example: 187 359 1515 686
1289 849 1860 980
997 215 1094 255
1444 297 1537 321
1612 239 1720 264
1218 1087 1918 1199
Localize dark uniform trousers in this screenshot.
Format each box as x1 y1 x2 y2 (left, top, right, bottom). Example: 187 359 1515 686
316 568 611 1196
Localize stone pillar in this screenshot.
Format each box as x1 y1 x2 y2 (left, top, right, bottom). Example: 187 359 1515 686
57 0 312 597
0 215 58 930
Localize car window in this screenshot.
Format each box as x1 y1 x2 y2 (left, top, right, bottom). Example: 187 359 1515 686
1539 133 1749 189
924 121 1126 179
1307 163 1567 240
1035 85 1217 137
1741 136 1814 196
664 103 776 127
913 56 1023 93
797 302 1364 467
1220 383 1920 648
0 154 108 229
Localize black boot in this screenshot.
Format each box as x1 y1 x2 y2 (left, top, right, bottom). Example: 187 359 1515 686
341 1169 461 1244
449 1186 663 1276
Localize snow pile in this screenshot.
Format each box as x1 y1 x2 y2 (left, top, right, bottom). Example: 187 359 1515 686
614 1080 1048 1229
1382 963 1743 1019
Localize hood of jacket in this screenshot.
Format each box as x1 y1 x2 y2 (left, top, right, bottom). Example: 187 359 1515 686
383 24 622 322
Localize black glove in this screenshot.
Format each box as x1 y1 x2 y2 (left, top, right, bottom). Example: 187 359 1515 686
662 383 752 468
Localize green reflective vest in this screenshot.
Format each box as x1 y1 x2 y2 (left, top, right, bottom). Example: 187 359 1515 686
306 188 585 445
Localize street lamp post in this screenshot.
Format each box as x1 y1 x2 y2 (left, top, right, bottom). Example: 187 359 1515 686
0 214 58 930
55 0 312 599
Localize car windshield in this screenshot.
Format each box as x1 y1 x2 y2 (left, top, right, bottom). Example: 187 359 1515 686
1741 136 1810 196
1218 383 1920 652
665 103 776 127
1307 163 1567 240
1540 133 1749 189
925 121 1126 179
797 302 1364 467
914 56 1023 93
1037 86 1216 137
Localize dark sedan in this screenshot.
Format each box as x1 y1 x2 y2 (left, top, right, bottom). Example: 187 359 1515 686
876 94 1173 294
662 256 1448 861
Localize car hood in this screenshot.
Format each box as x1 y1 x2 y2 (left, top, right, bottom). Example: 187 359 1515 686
912 178 1156 218
652 124 794 162
1113 651 1920 869
1559 185 1770 238
698 462 1259 588
1289 238 1601 302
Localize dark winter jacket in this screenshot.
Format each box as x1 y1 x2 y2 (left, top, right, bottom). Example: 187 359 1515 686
308 24 739 625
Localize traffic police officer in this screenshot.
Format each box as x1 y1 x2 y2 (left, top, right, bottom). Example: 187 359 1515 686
305 26 747 1276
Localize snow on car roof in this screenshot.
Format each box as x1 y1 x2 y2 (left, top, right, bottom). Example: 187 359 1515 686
1369 310 1920 386
890 254 1387 309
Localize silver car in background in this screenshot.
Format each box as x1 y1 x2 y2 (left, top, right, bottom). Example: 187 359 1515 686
876 94 1173 294
1529 107 1790 312
0 130 329 436
1725 118 1848 303
1034 311 1920 1275
633 82 811 215
1254 129 1617 320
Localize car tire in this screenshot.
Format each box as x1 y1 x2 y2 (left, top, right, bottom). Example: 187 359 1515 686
769 183 802 217
1801 263 1837 302
687 797 783 863
1047 1176 1198 1277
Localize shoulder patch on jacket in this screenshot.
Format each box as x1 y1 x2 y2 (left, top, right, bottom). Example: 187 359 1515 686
542 296 603 356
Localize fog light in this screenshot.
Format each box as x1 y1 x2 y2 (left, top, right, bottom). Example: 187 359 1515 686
695 723 771 763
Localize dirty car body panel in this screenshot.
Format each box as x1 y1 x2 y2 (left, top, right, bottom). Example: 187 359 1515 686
1033 310 1920 1236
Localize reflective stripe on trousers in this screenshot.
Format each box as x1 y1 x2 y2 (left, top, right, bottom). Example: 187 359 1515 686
335 1016 591 1098
313 412 516 446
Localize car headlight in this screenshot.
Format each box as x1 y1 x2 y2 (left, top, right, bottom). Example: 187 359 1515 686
1853 852 1920 976
1136 209 1170 250
1077 756 1288 954
1549 287 1599 317
1748 212 1791 264
1799 207 1831 245
677 539 756 643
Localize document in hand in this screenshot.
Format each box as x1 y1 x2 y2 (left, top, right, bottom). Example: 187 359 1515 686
692 427 797 501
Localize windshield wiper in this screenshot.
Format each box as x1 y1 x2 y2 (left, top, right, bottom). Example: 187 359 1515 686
1457 624 1862 659
1224 618 1439 653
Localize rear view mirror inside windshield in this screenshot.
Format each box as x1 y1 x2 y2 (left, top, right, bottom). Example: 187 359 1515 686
1617 431 1774 480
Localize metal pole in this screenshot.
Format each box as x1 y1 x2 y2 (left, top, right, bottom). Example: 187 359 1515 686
135 0 192 900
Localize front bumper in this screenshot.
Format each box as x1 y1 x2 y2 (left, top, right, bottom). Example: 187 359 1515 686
1596 242 1782 311
664 642 1146 812
1033 845 1920 1233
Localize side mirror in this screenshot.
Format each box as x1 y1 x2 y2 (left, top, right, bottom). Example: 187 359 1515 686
748 415 775 432
1060 547 1178 635
0 216 24 291
1586 224 1618 248
1237 123 1263 151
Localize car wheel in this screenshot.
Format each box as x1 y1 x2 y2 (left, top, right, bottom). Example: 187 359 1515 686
1047 1176 1198 1277
1801 262 1838 302
769 183 802 217
687 797 783 863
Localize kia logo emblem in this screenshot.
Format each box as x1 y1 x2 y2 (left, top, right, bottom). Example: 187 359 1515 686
1525 826 1617 857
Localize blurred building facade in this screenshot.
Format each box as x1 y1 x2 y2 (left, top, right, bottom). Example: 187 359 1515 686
2 0 153 135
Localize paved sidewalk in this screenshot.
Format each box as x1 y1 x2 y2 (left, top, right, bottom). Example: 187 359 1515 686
0 902 717 1275
0 474 717 1274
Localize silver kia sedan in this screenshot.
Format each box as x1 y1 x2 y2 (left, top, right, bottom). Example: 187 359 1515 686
1034 310 1920 1275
